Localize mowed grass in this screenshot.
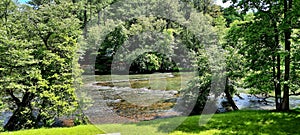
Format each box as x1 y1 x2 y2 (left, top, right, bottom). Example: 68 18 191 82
0 125 104 135
3 110 300 135
172 110 300 135
97 110 300 135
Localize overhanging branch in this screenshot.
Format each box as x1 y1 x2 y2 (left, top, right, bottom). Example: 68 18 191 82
7 90 21 107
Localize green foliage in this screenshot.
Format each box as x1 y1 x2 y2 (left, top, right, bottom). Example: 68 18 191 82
290 28 300 93
0 0 82 130
178 76 211 115
130 53 162 73
93 25 127 74
177 7 233 114
89 13 201 74
182 0 222 17
225 12 278 93
224 0 300 111
221 6 243 27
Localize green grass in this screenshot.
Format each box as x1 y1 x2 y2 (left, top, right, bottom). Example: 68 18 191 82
0 125 104 135
172 110 300 135
96 110 300 135
3 110 300 135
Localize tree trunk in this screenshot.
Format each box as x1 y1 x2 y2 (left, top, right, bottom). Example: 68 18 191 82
272 56 280 111
83 5 88 38
4 92 35 131
225 77 239 110
97 10 101 25
4 106 34 131
89 1 92 22
4 108 22 131
276 54 282 110
281 0 292 111
273 21 281 111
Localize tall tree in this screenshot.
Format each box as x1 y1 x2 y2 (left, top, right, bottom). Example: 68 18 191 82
182 0 220 15
225 0 299 111
0 0 82 130
281 0 292 111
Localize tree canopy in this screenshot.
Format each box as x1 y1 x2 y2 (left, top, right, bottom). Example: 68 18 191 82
0 0 82 130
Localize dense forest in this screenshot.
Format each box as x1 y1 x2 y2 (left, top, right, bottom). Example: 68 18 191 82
0 0 300 132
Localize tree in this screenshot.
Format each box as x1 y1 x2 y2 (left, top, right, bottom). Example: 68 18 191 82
221 6 243 27
0 1 82 130
281 0 292 111
225 0 299 111
84 0 194 74
182 0 222 16
218 17 242 111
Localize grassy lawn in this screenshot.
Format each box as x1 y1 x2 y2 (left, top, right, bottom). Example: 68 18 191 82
172 110 300 135
0 125 104 135
3 110 300 135
96 110 300 135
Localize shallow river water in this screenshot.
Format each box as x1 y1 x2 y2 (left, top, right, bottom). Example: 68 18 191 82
80 73 300 124
1 73 300 125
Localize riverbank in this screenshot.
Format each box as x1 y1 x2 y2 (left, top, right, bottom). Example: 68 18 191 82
2 110 300 135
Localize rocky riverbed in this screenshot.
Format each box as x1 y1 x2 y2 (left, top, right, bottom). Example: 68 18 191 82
80 74 300 125
80 79 181 124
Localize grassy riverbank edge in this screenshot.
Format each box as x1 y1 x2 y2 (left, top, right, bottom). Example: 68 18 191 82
1 110 300 135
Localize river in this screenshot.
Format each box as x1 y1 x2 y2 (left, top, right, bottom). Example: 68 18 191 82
81 73 300 124
1 73 300 126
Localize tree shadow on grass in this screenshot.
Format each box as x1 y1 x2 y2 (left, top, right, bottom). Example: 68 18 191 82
132 110 300 134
